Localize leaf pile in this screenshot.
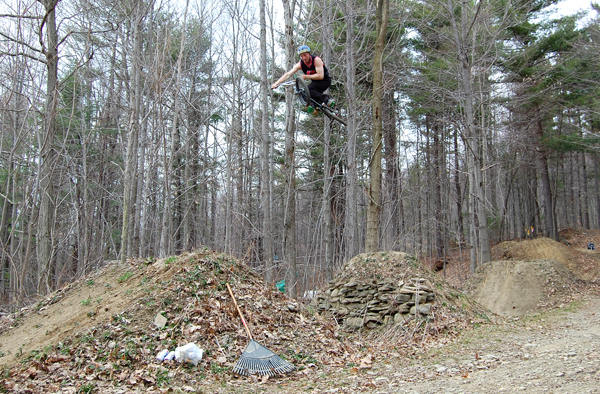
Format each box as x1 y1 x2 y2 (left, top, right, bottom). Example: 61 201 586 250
1 251 354 393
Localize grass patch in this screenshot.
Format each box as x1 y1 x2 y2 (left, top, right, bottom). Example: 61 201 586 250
118 272 133 283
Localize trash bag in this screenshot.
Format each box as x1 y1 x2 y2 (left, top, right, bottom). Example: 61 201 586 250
174 343 203 366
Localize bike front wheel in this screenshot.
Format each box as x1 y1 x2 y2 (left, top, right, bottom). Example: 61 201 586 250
295 76 311 107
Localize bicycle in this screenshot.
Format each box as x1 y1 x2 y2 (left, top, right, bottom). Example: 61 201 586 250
278 76 346 126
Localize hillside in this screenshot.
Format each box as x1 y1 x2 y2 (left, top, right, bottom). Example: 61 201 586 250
0 252 351 392
1 230 599 393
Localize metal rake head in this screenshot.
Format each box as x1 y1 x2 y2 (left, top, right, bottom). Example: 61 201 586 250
233 340 295 377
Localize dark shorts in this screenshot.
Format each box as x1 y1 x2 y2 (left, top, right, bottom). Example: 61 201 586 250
308 78 331 104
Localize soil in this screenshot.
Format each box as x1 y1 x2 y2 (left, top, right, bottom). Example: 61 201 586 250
0 260 162 367
1 230 600 393
466 259 578 316
304 292 600 394
492 232 600 282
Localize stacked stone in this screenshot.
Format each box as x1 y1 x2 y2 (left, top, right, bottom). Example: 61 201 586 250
312 277 435 330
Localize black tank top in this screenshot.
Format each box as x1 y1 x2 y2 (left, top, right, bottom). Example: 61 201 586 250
300 55 331 80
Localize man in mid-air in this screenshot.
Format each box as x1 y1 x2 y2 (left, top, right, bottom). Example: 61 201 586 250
271 45 334 107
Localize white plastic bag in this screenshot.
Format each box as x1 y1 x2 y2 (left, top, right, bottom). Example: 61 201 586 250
174 343 203 366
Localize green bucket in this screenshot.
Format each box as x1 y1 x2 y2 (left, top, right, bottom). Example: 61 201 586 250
276 280 285 293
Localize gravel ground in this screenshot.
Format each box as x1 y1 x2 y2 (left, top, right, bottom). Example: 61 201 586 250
318 295 600 394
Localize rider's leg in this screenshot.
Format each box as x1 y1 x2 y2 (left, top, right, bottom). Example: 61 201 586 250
308 79 331 104
309 88 325 104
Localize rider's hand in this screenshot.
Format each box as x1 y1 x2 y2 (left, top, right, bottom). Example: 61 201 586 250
271 83 279 89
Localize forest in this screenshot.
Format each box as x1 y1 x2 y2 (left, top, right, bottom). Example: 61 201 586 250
0 0 598 306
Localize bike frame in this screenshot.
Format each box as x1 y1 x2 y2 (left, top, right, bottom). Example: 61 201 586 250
279 77 346 126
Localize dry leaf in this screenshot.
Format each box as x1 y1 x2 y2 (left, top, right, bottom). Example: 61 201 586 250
359 355 373 369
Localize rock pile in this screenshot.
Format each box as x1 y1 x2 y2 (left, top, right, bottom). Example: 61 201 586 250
312 277 435 330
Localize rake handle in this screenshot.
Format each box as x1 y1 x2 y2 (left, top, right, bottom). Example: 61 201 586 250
226 283 254 341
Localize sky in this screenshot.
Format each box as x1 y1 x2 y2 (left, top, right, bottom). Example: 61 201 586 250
554 0 594 15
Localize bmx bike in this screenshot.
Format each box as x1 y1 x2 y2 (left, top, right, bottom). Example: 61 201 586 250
279 76 346 126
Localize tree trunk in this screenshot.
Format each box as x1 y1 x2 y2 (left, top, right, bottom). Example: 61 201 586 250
322 0 334 281
533 113 558 240
120 1 144 264
282 0 298 298
580 152 589 229
259 0 274 283
365 0 389 253
383 91 399 249
0 159 13 301
432 121 444 259
225 97 234 254
323 127 334 281
453 131 465 245
448 0 491 268
344 0 360 260
37 0 60 292
162 0 189 256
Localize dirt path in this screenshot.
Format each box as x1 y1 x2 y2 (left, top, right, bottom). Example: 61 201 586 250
384 297 600 393
210 294 600 394
289 295 600 393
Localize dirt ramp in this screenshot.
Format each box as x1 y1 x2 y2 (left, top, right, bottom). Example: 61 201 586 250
468 259 577 316
493 237 600 281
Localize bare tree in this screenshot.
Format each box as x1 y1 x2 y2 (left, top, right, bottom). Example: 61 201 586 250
260 0 274 283
344 0 360 260
445 0 492 268
365 0 389 253
35 0 60 292
282 0 298 297
120 0 148 264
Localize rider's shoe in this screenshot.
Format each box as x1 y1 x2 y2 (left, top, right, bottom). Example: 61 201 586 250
306 106 315 114
325 98 335 108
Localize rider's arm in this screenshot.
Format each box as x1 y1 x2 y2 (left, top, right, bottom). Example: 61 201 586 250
302 57 324 81
271 62 302 89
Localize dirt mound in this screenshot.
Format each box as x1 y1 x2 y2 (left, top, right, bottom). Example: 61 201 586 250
466 259 580 316
559 227 600 249
340 252 478 310
492 236 600 281
0 251 350 393
317 252 490 342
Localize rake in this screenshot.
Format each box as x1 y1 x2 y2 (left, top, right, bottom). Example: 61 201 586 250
226 283 295 377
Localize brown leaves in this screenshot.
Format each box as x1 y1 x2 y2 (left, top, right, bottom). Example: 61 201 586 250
1 250 472 393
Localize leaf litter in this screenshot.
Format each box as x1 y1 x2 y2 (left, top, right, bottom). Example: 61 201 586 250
0 250 493 393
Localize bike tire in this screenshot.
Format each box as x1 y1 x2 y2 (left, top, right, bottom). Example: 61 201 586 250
320 105 347 126
295 76 311 107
